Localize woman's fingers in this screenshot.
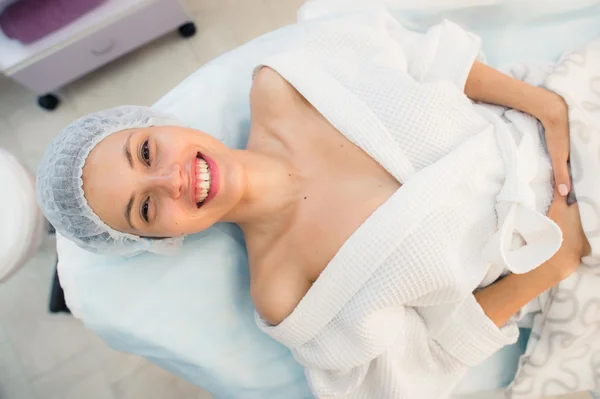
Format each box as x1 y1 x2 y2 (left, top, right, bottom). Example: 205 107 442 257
552 157 571 197
541 94 571 197
545 125 571 197
548 194 591 260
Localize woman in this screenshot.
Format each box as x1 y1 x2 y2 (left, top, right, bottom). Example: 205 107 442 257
36 4 590 399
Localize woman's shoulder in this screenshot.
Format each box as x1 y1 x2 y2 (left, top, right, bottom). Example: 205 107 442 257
251 261 312 326
250 66 309 116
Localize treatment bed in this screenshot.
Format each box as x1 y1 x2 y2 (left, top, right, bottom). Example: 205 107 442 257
53 1 600 398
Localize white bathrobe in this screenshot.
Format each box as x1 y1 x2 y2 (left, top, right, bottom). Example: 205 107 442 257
255 3 562 398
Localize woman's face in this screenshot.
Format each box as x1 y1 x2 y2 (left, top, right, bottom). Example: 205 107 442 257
82 126 245 238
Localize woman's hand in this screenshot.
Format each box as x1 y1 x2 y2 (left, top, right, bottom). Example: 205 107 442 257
464 62 573 196
475 190 590 327
543 189 591 280
538 93 572 197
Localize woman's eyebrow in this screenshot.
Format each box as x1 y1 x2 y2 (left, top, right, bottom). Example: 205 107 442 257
124 195 135 231
123 131 135 230
124 132 134 169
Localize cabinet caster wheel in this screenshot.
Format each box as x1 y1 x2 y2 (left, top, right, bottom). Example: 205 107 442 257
178 22 197 38
38 94 60 111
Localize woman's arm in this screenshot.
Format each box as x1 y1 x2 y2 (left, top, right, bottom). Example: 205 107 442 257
464 61 563 121
475 191 591 327
464 61 572 197
474 263 562 327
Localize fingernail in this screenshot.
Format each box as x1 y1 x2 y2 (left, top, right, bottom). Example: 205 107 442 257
559 184 569 196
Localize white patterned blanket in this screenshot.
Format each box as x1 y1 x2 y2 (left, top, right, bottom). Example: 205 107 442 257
508 37 600 399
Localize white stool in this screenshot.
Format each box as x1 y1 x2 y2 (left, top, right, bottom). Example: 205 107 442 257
0 148 45 283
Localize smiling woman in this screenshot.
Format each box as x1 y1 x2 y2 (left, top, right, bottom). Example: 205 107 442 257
82 123 243 239
36 106 245 255
34 5 594 398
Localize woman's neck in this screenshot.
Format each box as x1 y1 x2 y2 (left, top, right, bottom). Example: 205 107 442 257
222 147 303 234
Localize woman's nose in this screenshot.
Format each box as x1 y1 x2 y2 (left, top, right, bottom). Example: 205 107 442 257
150 164 183 199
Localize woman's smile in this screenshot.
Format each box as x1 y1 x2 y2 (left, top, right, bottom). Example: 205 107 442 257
82 125 245 237
201 152 219 205
193 153 210 207
190 148 222 209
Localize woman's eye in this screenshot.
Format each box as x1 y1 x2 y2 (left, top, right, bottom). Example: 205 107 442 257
141 140 150 165
141 198 150 223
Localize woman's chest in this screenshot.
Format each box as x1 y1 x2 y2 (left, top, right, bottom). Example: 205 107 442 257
272 103 402 282
249 66 404 281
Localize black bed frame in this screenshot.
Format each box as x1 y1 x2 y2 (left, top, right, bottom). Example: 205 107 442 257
48 224 70 314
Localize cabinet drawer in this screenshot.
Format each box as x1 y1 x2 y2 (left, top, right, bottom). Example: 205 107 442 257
9 0 189 94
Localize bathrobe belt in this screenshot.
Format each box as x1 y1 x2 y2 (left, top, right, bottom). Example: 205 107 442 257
478 107 563 274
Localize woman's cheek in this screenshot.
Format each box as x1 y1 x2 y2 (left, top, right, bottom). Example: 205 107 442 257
160 204 186 236
171 214 187 236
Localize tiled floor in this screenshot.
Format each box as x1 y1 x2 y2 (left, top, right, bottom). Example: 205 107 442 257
0 1 593 399
0 1 303 398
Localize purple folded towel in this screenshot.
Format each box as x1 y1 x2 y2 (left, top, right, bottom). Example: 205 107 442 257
0 0 106 44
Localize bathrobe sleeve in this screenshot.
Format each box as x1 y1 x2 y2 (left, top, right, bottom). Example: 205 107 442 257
297 0 483 92
387 20 483 91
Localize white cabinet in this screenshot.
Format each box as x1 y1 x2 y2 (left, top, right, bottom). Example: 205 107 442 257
0 0 194 109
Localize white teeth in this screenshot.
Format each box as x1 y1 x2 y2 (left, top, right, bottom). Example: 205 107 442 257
195 156 211 204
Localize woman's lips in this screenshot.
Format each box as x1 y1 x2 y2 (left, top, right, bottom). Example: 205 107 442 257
190 153 215 208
